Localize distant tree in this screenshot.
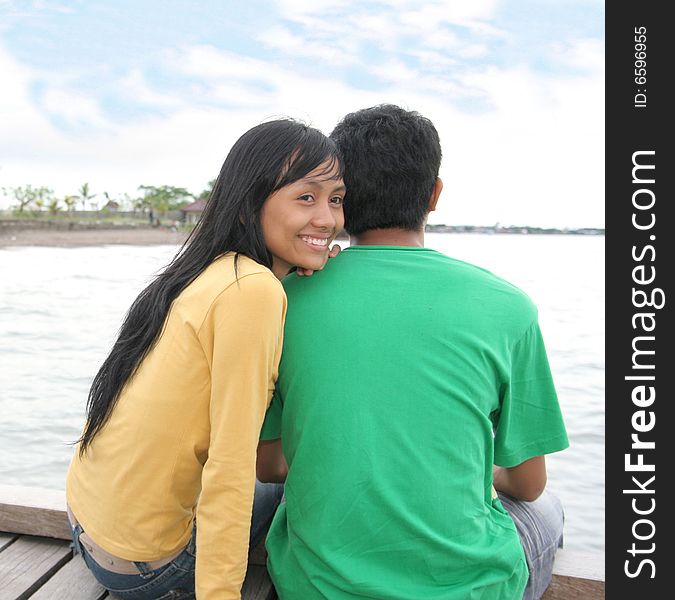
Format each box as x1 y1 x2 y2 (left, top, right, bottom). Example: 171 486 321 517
78 182 96 211
133 195 150 213
3 185 54 213
137 185 193 217
7 186 35 212
101 191 111 213
63 195 78 212
33 187 55 215
119 193 134 211
48 198 61 215
198 179 216 200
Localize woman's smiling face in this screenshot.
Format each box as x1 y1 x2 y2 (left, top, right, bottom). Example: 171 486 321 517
261 160 345 279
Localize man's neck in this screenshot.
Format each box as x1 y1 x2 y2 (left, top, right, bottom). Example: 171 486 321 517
351 227 425 247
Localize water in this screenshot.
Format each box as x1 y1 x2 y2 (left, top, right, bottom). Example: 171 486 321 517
0 233 604 552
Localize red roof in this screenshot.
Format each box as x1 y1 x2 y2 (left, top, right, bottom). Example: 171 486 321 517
181 199 207 212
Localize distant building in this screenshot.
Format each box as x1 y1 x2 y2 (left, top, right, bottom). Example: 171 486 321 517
103 200 120 212
181 199 207 225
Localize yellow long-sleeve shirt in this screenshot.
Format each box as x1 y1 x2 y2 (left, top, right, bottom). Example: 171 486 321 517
66 253 286 599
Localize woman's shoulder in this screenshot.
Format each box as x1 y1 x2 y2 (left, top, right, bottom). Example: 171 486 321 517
180 253 284 309
215 253 282 291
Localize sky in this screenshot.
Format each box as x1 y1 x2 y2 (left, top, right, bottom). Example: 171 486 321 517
0 0 604 228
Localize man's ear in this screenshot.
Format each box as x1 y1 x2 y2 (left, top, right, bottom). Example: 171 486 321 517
427 177 443 212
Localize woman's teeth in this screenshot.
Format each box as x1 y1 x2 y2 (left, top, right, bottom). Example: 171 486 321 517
300 236 328 247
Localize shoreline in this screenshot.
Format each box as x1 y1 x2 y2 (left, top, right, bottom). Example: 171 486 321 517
0 224 605 249
0 226 190 248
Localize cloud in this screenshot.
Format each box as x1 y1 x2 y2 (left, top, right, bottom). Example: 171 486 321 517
436 49 604 227
29 1 75 13
548 38 604 74
117 69 183 110
397 0 502 32
167 45 279 81
40 88 110 129
0 43 71 166
1 42 369 202
263 0 503 73
0 3 604 228
256 25 357 65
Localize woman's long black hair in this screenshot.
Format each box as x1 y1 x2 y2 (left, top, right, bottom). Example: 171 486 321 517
78 119 343 456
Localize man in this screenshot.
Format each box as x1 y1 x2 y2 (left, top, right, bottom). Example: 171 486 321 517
257 104 569 599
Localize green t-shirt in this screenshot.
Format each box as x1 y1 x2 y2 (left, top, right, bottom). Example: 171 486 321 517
261 246 569 599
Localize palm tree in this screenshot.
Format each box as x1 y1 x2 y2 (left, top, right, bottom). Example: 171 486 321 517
78 182 96 212
48 199 61 215
63 195 78 212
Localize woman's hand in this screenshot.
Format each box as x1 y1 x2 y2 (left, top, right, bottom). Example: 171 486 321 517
296 243 342 277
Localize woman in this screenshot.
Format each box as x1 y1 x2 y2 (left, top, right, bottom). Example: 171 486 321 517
66 119 346 600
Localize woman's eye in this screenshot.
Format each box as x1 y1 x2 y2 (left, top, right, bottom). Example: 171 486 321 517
330 196 344 206
298 194 314 202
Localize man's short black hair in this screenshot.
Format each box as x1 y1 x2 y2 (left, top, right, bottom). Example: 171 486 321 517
330 104 442 236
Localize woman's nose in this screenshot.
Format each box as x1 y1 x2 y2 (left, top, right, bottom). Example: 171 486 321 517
311 200 337 229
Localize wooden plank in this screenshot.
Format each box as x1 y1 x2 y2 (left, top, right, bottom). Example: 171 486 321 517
542 575 604 599
542 549 605 600
0 535 72 600
18 535 268 600
552 549 604 581
2 485 601 600
27 544 275 600
30 554 108 600
1 532 18 551
0 485 70 540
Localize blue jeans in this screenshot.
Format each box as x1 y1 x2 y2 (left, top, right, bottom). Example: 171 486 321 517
70 480 284 600
498 490 564 600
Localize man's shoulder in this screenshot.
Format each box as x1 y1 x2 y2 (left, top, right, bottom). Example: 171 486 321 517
423 252 539 328
280 252 350 293
429 251 531 292
453 256 530 293
281 248 535 317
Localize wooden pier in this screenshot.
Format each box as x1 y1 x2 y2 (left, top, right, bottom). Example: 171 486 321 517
0 485 603 599
0 485 273 599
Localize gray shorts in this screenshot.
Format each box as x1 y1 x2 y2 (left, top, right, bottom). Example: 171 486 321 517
498 490 564 600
